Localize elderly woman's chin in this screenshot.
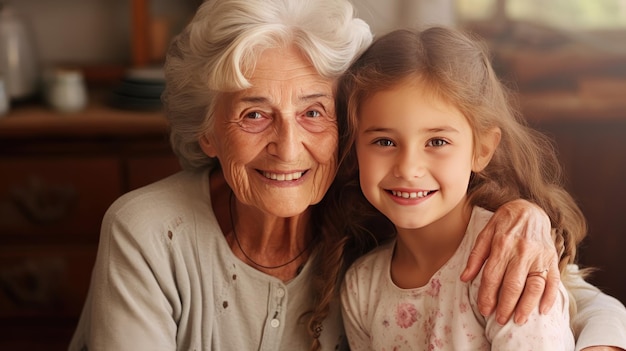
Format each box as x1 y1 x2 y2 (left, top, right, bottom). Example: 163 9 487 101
242 183 330 218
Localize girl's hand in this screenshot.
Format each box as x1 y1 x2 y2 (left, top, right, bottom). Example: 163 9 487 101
461 199 559 325
581 348 625 351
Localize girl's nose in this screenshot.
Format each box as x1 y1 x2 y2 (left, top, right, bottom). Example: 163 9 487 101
393 149 426 179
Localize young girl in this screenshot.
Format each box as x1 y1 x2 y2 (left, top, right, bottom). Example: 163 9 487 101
336 27 586 350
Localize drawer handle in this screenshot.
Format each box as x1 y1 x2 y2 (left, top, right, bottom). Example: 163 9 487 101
0 258 64 308
10 176 77 224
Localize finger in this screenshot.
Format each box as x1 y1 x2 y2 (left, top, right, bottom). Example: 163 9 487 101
475 255 507 317
461 248 490 282
539 255 560 314
512 274 546 324
461 222 495 282
494 262 528 325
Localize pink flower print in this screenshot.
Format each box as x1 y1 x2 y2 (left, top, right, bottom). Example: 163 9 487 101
459 301 469 313
427 278 442 297
395 302 418 328
429 337 444 350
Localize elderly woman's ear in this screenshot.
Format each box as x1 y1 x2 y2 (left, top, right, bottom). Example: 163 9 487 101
200 134 218 158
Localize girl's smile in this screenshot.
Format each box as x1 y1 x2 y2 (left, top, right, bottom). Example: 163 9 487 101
389 189 437 200
387 189 438 207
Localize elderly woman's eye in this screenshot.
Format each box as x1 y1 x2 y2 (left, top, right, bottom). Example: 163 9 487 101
245 111 262 119
305 110 321 118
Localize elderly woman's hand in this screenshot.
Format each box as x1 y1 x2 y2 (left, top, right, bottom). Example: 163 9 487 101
460 199 559 325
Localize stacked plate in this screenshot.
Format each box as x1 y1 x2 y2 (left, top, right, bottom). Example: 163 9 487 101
110 67 165 110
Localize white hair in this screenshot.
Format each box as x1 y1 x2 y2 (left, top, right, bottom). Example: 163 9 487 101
163 0 373 170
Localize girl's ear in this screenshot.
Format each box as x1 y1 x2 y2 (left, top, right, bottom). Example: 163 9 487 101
472 127 501 172
199 133 218 158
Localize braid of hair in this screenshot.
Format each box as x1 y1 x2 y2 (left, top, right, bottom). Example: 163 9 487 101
305 168 394 351
306 235 348 351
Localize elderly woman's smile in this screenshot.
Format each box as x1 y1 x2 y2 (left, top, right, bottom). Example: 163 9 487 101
200 45 338 217
260 170 304 181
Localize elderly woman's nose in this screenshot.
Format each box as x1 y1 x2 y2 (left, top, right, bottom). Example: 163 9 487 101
266 119 302 160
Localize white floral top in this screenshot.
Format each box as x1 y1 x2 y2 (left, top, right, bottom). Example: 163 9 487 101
341 206 575 351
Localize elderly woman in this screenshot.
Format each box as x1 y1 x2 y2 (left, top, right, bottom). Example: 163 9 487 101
69 0 626 350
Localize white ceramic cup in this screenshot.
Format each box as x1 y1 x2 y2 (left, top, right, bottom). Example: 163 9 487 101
45 69 88 113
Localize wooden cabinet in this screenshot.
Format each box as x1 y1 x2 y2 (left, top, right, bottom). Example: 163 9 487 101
522 92 626 305
0 103 181 350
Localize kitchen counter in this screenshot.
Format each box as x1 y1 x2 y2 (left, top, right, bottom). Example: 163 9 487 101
519 89 626 122
0 100 168 139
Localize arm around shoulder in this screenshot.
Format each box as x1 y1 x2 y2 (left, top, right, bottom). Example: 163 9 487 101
568 264 626 351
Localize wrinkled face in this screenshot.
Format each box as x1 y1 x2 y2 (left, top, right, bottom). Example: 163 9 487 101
356 80 480 230
200 45 338 218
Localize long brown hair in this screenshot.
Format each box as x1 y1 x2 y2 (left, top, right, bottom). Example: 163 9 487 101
326 26 588 320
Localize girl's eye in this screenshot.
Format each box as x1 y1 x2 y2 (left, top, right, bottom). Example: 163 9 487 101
427 138 448 147
374 139 395 147
305 110 321 118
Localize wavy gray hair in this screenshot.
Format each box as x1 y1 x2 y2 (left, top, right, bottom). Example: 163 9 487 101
162 0 373 170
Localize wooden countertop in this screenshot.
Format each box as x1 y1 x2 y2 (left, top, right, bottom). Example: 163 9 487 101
0 97 169 140
519 91 626 123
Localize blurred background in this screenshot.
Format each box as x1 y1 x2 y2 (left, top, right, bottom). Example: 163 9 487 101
0 0 624 349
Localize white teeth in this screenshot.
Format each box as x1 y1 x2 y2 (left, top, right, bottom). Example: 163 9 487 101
391 190 430 198
263 171 303 181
